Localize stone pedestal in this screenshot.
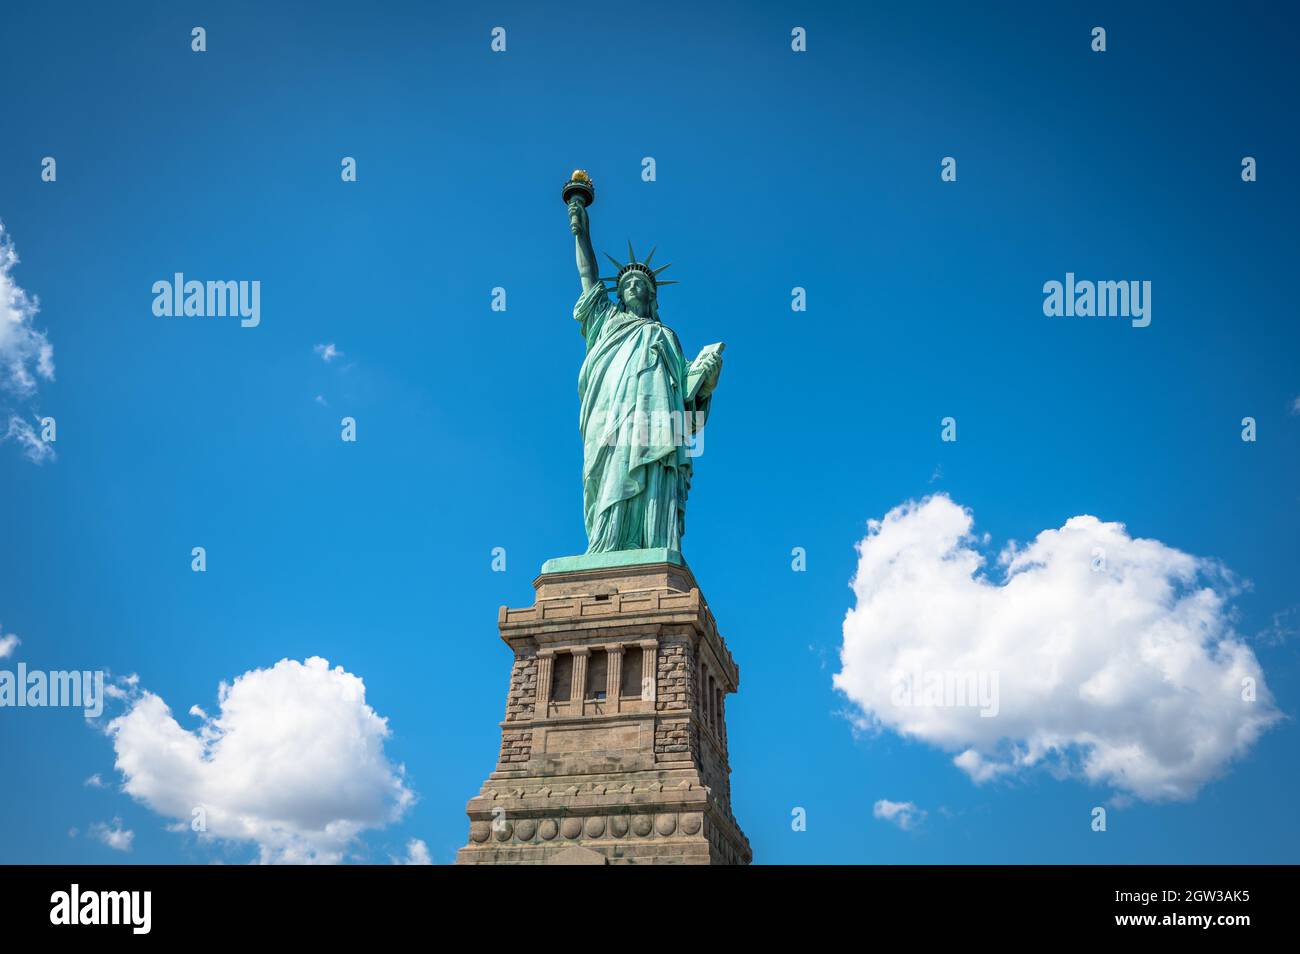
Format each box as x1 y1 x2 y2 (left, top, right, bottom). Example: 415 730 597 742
455 559 751 865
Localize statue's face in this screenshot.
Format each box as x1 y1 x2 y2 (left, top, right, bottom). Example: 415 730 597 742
620 273 652 308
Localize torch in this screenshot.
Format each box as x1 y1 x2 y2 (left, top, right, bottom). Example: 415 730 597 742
562 169 595 233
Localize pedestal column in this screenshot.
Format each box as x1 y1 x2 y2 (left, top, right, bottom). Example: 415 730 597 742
457 559 751 865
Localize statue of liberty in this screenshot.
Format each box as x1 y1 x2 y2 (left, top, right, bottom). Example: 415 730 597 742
563 171 723 556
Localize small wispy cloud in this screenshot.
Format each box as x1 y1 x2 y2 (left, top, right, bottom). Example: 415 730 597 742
314 343 343 363
1290 395 1300 416
1256 605 1300 647
88 818 135 852
0 221 56 464
873 799 927 831
394 839 432 865
5 415 54 463
0 631 19 659
84 773 106 789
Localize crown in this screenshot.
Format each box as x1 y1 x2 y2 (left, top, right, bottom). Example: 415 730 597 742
598 240 678 289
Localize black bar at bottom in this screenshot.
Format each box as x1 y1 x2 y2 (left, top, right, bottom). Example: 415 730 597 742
0 864 1291 939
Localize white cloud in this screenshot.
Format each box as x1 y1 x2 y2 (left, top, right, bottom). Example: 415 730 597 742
88 818 134 852
5 415 54 463
396 838 432 865
1290 395 1300 415
0 222 55 463
835 494 1280 802
873 799 926 830
314 343 342 363
0 631 19 659
104 672 139 701
1257 605 1299 647
84 773 106 789
0 222 53 395
106 656 414 864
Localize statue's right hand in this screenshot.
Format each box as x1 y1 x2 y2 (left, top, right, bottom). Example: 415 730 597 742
568 199 588 237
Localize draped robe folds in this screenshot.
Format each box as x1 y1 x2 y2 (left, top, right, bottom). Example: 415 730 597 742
574 283 711 553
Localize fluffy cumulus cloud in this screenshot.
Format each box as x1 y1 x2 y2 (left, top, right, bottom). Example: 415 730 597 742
0 630 19 659
873 799 926 831
835 495 1280 802
0 221 55 462
106 656 414 864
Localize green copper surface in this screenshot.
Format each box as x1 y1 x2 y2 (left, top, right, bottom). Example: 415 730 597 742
539 547 686 576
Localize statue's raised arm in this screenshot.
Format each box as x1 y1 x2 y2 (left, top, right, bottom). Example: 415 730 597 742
564 171 600 293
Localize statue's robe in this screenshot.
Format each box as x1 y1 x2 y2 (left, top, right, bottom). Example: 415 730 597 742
574 283 710 553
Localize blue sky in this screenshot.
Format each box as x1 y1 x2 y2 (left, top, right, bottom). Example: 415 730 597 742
1 0 1297 864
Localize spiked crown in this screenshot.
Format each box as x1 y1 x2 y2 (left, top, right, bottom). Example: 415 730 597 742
599 240 678 290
